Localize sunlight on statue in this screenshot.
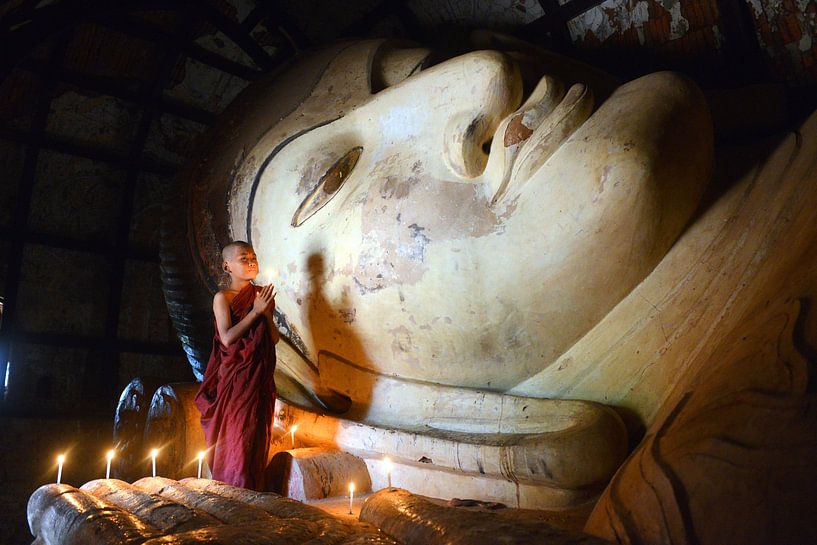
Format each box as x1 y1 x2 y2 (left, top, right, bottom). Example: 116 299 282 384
221 40 712 426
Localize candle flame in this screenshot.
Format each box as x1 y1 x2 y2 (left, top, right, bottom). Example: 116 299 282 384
57 454 65 464
150 448 158 458
197 451 205 461
383 456 393 471
349 482 355 492
291 424 298 433
107 449 115 461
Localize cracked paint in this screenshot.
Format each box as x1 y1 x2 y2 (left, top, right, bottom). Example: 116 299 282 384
746 0 817 85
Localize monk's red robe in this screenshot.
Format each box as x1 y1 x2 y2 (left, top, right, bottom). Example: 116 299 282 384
194 283 276 491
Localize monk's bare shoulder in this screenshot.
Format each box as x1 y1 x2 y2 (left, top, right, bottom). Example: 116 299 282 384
213 290 233 311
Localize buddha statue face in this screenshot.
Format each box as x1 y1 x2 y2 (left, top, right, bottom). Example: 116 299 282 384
203 38 712 406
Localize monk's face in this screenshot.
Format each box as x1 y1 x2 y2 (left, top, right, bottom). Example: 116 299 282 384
228 42 712 392
223 246 259 283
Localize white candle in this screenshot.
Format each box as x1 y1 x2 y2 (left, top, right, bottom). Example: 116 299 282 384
56 454 65 485
197 451 205 479
348 481 355 514
290 424 298 448
383 456 393 488
106 450 115 479
150 448 158 477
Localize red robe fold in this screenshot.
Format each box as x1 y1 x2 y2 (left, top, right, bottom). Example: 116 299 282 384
195 283 276 491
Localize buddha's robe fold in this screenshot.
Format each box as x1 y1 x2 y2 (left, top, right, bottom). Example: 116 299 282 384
195 283 276 491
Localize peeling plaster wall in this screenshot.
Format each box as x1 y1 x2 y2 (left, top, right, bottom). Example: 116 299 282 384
747 0 817 84
567 0 723 68
565 0 816 87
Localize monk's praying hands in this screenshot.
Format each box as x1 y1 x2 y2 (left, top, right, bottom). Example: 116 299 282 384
253 284 276 317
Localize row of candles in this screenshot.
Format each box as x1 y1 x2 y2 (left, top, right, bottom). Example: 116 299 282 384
54 424 304 485
54 448 208 485
53 426 394 515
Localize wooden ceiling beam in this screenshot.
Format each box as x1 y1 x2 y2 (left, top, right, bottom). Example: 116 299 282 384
199 0 275 71
713 0 767 84
0 125 179 175
0 227 160 262
95 15 263 80
532 0 573 51
559 0 609 21
19 59 216 124
260 0 312 51
240 4 267 32
5 330 183 355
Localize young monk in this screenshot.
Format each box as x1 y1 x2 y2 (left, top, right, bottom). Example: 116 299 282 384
194 241 278 490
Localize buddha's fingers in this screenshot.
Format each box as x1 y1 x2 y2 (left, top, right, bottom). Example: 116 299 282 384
27 483 159 545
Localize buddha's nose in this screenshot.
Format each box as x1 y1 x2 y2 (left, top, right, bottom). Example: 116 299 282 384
434 51 524 179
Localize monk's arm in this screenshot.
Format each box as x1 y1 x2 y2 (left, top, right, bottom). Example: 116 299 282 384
213 290 265 347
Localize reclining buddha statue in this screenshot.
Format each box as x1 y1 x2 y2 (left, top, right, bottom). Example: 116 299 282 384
153 32 817 544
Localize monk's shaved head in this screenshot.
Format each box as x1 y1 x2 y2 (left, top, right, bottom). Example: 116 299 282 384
222 241 253 261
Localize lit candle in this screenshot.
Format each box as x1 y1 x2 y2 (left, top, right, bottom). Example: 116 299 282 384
383 456 393 488
348 481 355 515
197 451 205 479
290 424 298 448
56 454 65 485
257 268 276 285
106 450 115 479
150 448 158 478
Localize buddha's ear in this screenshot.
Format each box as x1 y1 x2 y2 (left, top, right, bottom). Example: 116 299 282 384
370 43 432 93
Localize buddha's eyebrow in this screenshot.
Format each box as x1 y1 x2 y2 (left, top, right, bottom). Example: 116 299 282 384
245 116 341 245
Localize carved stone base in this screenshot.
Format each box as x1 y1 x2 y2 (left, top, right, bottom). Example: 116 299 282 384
268 447 372 501
361 488 611 545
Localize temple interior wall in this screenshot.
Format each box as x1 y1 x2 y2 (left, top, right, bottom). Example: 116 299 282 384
1 0 816 544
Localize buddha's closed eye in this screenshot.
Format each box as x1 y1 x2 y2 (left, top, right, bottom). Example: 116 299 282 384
291 146 363 227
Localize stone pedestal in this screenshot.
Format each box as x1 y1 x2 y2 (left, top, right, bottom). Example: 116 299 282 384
268 447 372 501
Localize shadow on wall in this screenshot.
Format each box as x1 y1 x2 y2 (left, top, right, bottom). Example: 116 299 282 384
304 253 377 422
264 252 374 493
